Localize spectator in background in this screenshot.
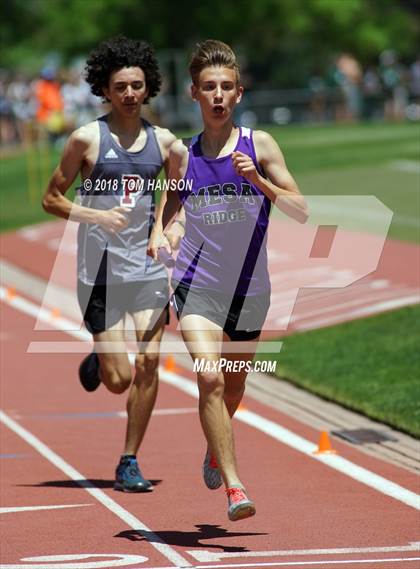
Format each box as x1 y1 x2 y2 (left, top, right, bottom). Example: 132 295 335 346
335 53 363 121
0 74 17 145
362 66 382 121
5 72 35 146
308 72 327 123
34 66 66 144
379 50 408 121
409 54 420 102
61 66 102 131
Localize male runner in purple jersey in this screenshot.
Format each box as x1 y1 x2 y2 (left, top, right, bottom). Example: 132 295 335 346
149 40 308 521
42 36 184 493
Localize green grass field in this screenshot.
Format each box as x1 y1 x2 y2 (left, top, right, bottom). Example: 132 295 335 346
1 121 419 435
1 143 61 232
257 304 420 437
270 122 419 243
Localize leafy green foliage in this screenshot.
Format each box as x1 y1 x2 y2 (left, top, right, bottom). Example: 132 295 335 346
1 0 418 85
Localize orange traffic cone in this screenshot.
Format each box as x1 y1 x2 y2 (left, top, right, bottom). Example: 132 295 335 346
50 308 61 319
165 355 176 372
314 431 337 455
6 287 16 300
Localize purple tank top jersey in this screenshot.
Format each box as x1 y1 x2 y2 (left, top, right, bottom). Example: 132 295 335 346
172 127 271 296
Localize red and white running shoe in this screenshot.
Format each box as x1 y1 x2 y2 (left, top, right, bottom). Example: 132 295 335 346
226 487 256 521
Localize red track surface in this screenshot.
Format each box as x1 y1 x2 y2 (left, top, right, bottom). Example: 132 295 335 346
1 295 420 568
1 221 420 568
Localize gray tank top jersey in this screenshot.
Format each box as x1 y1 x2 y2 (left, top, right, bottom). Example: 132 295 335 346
76 115 167 285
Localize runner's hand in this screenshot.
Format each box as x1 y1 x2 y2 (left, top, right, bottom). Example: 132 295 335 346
165 222 184 251
98 207 130 234
147 231 171 261
232 151 260 185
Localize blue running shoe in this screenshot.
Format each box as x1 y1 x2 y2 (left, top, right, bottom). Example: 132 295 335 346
114 456 153 492
78 352 101 392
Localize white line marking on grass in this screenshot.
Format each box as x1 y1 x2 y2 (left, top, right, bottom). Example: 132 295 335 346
283 126 418 147
393 215 420 228
187 542 420 562
0 504 93 514
1 288 419 513
307 200 418 228
0 411 191 568
389 160 420 174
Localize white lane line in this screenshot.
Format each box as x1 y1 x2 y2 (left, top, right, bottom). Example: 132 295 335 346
297 295 420 330
195 559 420 568
0 411 191 568
153 407 197 416
273 278 391 301
194 559 420 568
117 408 197 418
272 288 420 327
1 288 419 513
187 543 420 562
0 288 87 340
159 379 420 511
0 553 147 569
268 279 392 311
0 504 93 514
17 221 60 241
116 557 420 568
270 267 331 284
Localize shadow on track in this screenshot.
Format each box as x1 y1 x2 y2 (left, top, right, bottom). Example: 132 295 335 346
115 524 267 551
19 479 162 489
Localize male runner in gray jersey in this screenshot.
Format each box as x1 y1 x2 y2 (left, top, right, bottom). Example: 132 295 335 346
42 36 183 492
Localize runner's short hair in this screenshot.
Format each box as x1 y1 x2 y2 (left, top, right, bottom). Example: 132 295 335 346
189 40 240 85
85 35 161 103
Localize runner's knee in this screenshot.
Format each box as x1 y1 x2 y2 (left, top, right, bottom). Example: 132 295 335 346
135 353 159 379
197 370 224 397
100 365 131 394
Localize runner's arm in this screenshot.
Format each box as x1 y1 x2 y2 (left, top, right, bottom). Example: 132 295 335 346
148 139 187 260
232 131 308 223
42 129 130 234
157 128 185 250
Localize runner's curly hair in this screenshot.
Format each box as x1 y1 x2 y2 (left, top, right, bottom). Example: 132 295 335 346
85 36 161 103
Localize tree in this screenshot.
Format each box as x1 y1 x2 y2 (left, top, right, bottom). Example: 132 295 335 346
1 0 418 86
